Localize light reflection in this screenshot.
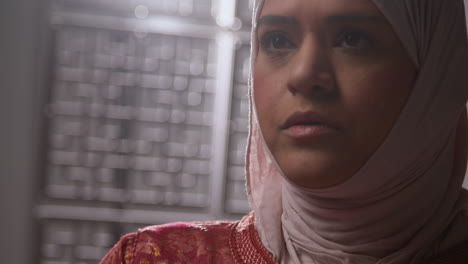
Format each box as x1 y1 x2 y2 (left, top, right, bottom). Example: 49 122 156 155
134 5 149 19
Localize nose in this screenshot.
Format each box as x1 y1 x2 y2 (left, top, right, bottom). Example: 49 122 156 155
287 37 335 97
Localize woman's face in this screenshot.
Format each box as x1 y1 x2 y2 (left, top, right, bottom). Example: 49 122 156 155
254 0 417 188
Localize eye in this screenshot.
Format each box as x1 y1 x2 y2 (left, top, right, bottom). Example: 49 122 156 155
335 30 372 49
260 31 296 51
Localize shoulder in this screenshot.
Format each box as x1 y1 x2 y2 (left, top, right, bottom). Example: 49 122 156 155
100 219 237 264
138 219 236 241
99 232 137 264
230 213 278 264
99 213 277 264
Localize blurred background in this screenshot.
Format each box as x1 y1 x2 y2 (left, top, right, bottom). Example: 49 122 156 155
0 0 467 263
1 0 253 263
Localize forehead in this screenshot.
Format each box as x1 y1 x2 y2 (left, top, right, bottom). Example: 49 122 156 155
260 0 383 21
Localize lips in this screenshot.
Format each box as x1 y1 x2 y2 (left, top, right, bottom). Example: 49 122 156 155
282 111 336 129
281 111 339 138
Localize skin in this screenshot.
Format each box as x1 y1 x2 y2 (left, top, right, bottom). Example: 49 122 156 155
254 0 417 188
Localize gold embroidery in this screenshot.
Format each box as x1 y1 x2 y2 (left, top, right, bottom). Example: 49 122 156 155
151 246 160 257
140 259 150 264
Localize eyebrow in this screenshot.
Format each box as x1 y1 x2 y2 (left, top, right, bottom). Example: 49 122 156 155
325 13 387 24
257 15 298 26
257 13 387 27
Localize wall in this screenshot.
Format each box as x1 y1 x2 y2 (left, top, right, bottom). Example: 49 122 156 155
0 0 47 262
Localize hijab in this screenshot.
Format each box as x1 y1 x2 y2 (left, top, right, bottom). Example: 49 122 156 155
245 0 468 263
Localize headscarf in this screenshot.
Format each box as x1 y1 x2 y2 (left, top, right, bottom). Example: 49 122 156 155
245 0 468 263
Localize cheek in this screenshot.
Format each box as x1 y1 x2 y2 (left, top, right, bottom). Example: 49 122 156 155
253 67 267 117
253 63 281 120
253 61 288 148
338 62 415 144
368 67 413 114
336 52 414 110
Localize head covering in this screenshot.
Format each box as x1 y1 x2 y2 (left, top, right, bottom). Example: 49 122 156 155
245 0 468 263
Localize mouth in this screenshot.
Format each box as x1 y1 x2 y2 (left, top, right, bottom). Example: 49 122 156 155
281 111 339 139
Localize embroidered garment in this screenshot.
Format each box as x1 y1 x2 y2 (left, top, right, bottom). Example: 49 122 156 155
100 213 468 264
99 213 276 264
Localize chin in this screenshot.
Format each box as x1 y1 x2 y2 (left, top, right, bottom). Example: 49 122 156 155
271 141 360 189
279 159 350 189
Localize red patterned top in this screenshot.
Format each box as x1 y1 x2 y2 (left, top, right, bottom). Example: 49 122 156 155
100 212 468 264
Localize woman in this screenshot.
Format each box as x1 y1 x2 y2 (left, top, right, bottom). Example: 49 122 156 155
100 0 468 263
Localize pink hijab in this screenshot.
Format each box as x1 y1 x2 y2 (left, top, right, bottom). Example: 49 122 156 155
246 0 468 263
